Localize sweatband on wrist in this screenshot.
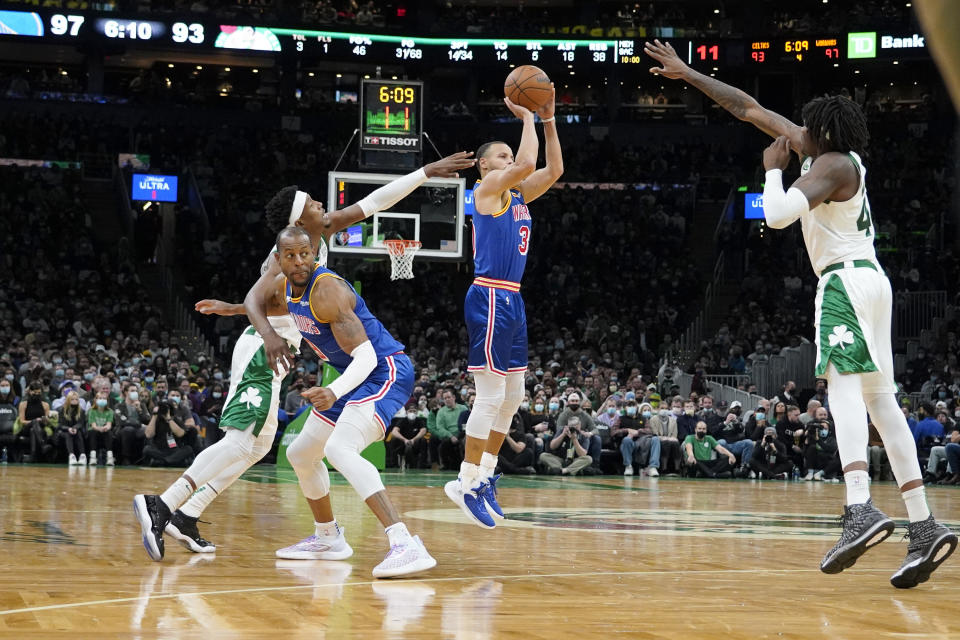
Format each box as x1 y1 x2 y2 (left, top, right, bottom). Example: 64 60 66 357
326 341 377 399
289 191 308 227
540 116 555 123
357 168 428 218
762 169 809 229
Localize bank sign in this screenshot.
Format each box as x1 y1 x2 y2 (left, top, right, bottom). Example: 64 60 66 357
132 174 178 202
847 32 926 59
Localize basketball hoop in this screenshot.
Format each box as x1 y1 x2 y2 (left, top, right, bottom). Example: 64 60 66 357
384 239 422 280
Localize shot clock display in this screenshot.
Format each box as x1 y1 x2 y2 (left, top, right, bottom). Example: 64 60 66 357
360 80 422 152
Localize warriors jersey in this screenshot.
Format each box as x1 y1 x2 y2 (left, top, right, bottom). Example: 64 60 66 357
471 180 531 284
799 152 879 277
285 264 404 372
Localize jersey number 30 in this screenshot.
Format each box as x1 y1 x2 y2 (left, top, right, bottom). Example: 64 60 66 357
518 226 530 254
856 200 873 236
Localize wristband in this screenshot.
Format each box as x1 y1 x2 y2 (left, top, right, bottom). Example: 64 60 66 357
540 116 555 123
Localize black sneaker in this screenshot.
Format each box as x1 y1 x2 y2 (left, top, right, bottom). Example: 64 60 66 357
133 494 172 561
165 510 216 553
890 515 958 589
820 499 895 574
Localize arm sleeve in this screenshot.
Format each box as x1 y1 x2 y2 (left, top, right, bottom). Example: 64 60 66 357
357 168 429 217
326 340 377 400
762 169 809 229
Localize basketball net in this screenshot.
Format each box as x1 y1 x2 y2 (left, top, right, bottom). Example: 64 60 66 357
384 239 421 280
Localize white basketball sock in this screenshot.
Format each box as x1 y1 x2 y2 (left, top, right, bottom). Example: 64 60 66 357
460 461 481 489
479 451 498 480
315 519 341 539
179 483 219 518
385 521 412 547
902 487 931 523
844 470 871 505
160 477 196 512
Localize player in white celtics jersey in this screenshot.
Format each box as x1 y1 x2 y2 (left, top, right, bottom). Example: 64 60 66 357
646 39 956 588
133 153 475 561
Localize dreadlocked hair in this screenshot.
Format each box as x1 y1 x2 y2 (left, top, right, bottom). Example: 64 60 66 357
264 185 300 233
801 96 869 156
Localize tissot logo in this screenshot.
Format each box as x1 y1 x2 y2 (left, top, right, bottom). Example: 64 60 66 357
364 135 418 147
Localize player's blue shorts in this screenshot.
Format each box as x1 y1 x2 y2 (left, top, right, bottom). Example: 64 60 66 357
465 278 528 377
311 352 414 435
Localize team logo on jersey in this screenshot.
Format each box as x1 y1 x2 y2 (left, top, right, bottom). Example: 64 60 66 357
828 325 855 350
512 203 531 221
292 313 321 335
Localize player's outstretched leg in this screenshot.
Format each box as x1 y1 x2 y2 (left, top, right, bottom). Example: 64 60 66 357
890 516 958 588
820 499 895 574
133 494 172 561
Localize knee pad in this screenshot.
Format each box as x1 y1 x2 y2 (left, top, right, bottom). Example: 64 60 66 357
492 373 525 435
466 371 506 439
324 404 384 500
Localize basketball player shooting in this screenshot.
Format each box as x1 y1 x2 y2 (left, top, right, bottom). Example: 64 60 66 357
444 79 563 528
645 38 956 588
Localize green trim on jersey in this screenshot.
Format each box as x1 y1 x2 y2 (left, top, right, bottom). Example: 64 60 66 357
815 274 879 376
220 343 274 436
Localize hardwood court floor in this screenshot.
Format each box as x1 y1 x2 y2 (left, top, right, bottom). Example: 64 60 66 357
0 464 958 639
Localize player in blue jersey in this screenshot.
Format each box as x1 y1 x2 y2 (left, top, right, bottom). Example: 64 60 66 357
245 226 435 578
444 89 564 528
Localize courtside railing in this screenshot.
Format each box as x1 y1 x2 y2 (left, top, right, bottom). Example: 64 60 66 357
894 291 947 341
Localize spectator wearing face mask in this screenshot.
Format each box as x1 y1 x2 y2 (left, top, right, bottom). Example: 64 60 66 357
526 395 556 455
58 390 87 465
198 382 227 447
116 383 151 465
714 401 755 478
86 390 115 466
556 392 601 474
19 381 53 463
683 420 736 479
751 426 794 479
802 415 842 481
677 399 698 442
595 395 621 450
616 401 661 477
696 395 723 434
649 397 682 474
387 402 428 470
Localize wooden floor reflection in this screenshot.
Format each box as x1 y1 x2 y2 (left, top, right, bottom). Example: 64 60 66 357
0 464 958 639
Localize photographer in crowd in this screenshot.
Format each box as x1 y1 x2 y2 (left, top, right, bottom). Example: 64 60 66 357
142 397 194 467
750 426 794 479
802 408 842 481
539 415 593 476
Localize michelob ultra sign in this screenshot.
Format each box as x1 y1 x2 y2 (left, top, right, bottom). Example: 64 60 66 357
132 173 178 202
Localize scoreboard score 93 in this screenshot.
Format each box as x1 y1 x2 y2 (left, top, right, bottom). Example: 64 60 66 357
360 80 423 152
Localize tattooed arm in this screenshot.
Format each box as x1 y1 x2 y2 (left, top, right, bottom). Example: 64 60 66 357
644 39 804 153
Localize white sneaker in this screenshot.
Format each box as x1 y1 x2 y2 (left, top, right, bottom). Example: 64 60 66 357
372 535 437 578
443 479 496 529
89 452 97 466
106 451 115 466
275 529 353 560
813 470 824 481
68 454 78 466
78 453 87 466
623 466 633 476
748 470 757 479
803 470 814 481
645 467 660 477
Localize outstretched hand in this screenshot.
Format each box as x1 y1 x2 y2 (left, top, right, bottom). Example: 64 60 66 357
644 39 689 79
424 151 476 179
195 299 233 316
503 97 534 120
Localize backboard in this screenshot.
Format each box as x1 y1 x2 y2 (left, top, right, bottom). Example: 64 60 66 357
326 171 466 260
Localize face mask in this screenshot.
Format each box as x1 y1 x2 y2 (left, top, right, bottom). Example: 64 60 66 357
696 431 706 439
84 373 94 381
820 428 829 438
642 410 652 419
407 412 417 421
625 394 636 402
609 385 618 392
30 392 42 399
568 404 580 412
606 407 617 416
660 409 669 418
939 391 947 399
96 399 107 408
213 372 224 380
548 402 559 411
53 357 63 364
0 386 9 395
536 370 544 376
672 407 683 416
132 357 140 365
212 392 223 399
171 396 181 405
685 408 695 416
146 376 155 383
128 391 139 401
626 407 637 417
4 374 13 381
535 403 544 412
520 401 530 410
756 412 766 421
703 407 713 414
55 369 65 377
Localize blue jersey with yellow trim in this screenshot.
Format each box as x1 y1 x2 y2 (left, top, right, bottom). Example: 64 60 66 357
285 264 404 372
471 180 531 284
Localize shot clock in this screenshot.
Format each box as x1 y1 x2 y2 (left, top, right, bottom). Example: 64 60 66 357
360 79 423 152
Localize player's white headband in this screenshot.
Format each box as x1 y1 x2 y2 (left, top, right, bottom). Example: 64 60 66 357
289 190 308 226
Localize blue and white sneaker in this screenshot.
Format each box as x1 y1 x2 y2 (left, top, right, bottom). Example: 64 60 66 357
444 478 496 529
479 473 505 521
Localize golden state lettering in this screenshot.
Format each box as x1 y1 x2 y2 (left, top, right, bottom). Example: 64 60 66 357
292 313 321 335
512 203 531 221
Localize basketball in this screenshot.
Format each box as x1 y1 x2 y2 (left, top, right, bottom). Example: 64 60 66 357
504 65 552 112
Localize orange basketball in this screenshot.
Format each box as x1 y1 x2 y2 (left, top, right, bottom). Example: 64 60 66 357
504 65 552 112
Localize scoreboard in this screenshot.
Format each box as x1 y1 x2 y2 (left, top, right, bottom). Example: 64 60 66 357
0 8 930 70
